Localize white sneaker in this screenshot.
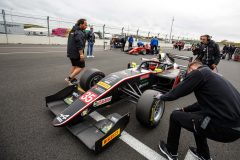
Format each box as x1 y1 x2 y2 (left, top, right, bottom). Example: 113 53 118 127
87 56 90 58
91 55 94 58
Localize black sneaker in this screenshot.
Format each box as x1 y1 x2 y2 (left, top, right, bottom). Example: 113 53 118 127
70 78 78 84
65 77 77 85
189 147 212 160
158 141 178 160
65 76 70 82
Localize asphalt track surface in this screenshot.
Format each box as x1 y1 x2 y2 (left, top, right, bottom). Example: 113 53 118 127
0 45 239 160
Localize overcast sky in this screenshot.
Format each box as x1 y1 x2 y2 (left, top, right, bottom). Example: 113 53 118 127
1 0 240 42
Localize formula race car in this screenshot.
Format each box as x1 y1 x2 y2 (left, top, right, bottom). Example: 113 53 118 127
233 47 240 62
45 53 192 152
126 44 160 55
173 41 185 51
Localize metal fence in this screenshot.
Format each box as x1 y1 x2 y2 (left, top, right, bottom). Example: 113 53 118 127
0 9 197 45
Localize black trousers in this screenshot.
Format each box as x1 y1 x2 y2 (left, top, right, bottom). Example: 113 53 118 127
129 42 133 48
121 42 126 51
166 103 240 159
228 52 233 60
151 45 158 54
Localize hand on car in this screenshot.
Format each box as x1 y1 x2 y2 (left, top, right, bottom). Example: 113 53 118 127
175 108 184 112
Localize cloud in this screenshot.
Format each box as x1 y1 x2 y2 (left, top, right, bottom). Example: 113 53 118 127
1 0 240 42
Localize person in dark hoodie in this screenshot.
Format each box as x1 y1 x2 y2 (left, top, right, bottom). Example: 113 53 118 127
157 61 240 160
192 35 221 70
65 19 87 84
121 36 127 51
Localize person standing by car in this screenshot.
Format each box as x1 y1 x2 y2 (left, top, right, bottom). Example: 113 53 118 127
150 36 159 54
65 19 87 84
121 36 126 51
228 44 236 60
192 35 221 70
87 26 95 58
157 61 240 160
221 44 227 59
128 35 134 48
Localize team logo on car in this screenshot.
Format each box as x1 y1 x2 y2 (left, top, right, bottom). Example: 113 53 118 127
140 74 150 80
93 96 112 107
97 81 111 89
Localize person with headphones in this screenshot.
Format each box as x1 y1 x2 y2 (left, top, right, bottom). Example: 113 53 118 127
192 35 221 70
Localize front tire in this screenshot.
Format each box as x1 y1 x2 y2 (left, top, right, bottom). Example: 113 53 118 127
136 90 165 128
80 68 105 91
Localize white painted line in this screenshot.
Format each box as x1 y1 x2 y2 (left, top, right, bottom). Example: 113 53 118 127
0 51 65 55
184 149 198 160
90 111 166 160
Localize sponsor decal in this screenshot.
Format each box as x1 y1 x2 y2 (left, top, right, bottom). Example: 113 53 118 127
80 91 98 104
72 92 79 98
64 96 74 105
102 128 120 147
93 96 112 107
103 75 119 84
81 109 88 116
59 114 70 120
140 74 150 80
57 117 63 122
97 81 111 89
93 86 106 94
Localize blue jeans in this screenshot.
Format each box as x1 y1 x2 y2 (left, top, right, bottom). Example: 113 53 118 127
87 42 94 56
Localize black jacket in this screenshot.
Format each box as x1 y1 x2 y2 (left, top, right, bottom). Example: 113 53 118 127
67 25 86 59
161 66 240 128
193 40 221 67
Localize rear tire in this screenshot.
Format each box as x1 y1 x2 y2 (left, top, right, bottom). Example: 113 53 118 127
136 90 165 128
80 68 105 91
139 50 146 55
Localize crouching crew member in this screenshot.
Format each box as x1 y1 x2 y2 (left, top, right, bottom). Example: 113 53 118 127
157 61 240 160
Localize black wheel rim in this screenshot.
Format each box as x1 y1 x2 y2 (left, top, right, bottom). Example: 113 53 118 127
89 75 104 88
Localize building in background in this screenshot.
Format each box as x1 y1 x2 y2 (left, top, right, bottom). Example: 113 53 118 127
24 27 48 36
0 21 24 34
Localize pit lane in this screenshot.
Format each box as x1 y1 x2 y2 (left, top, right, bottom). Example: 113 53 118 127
0 45 239 160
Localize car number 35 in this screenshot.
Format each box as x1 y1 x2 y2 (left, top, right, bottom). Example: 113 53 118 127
80 91 97 104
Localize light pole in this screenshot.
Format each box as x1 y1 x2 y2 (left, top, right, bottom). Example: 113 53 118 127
136 28 139 40
169 17 174 43
10 8 13 23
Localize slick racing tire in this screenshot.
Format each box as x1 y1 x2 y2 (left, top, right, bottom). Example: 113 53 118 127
136 90 165 128
80 68 105 91
139 50 146 55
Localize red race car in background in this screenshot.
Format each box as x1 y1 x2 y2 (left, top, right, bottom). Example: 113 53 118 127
233 47 240 62
173 41 185 51
127 44 159 55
